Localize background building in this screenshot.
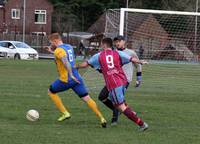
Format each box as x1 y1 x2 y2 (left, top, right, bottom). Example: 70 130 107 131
0 0 53 35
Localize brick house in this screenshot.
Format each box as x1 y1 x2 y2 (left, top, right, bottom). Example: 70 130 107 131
0 0 53 35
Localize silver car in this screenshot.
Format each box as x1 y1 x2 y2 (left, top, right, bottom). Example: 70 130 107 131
0 46 8 59
0 41 39 60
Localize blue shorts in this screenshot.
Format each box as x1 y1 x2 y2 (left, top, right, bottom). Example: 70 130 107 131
49 77 88 98
109 85 126 106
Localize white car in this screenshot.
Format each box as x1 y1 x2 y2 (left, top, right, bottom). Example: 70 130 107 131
0 46 8 59
0 41 39 60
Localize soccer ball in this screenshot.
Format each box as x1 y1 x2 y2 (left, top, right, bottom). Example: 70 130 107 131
26 109 39 121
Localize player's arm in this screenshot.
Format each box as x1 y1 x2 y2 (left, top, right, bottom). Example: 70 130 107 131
61 56 80 83
76 53 100 70
119 50 147 86
63 58 80 83
76 61 102 74
76 61 89 69
45 45 56 54
135 65 142 87
130 57 148 65
130 50 142 87
124 53 147 86
55 48 80 83
131 50 142 71
119 51 147 65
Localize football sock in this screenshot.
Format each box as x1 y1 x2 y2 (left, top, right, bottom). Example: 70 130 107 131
102 99 115 110
48 92 69 113
123 107 144 126
86 98 104 120
112 108 119 122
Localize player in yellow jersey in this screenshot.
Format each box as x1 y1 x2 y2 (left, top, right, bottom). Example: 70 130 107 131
47 33 107 128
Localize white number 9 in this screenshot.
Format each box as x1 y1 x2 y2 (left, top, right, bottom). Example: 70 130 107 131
106 55 114 68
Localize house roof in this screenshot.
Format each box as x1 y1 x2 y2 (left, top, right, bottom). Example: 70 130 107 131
87 9 151 38
88 13 106 34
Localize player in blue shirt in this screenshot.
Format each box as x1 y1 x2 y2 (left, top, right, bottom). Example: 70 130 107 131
47 33 107 127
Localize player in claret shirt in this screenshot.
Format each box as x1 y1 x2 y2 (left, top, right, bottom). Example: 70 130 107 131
77 38 148 131
98 35 143 125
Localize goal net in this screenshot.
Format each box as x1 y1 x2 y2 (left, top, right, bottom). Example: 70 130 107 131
105 8 200 62
85 8 200 96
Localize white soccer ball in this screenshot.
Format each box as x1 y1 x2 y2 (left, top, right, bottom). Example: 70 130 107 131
26 109 39 121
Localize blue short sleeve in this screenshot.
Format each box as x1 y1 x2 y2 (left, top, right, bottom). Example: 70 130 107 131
87 53 100 69
118 51 131 65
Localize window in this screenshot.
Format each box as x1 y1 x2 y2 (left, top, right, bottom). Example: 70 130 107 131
0 42 6 47
11 9 20 19
13 42 30 49
35 10 46 24
0 42 14 48
7 43 15 49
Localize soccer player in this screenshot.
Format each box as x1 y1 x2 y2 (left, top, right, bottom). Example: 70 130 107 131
77 38 148 131
47 33 107 128
98 35 143 125
115 35 142 87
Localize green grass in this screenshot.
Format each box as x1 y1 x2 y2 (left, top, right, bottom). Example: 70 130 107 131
0 60 200 144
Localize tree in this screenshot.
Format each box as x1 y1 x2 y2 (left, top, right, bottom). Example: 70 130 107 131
49 0 122 32
129 0 197 11
51 2 79 33
48 0 198 32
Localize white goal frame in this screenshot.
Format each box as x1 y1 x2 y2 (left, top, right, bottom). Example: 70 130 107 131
120 8 200 35
119 8 200 54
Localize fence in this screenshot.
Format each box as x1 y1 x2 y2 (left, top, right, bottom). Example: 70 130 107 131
0 33 99 57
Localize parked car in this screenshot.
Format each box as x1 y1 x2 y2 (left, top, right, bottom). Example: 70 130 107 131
0 41 39 60
0 46 8 59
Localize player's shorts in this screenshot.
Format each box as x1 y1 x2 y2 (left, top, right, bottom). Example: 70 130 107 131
99 82 129 101
109 85 126 106
49 77 88 98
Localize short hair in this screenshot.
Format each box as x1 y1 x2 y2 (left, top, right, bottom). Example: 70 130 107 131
113 35 125 41
102 37 113 47
48 33 61 41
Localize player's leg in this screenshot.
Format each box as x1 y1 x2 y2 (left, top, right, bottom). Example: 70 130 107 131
72 78 107 128
117 103 148 131
48 79 71 121
110 86 148 131
98 86 114 110
110 82 130 125
98 86 119 125
82 95 107 128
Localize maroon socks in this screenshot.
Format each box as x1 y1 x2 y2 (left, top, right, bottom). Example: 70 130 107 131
123 107 144 126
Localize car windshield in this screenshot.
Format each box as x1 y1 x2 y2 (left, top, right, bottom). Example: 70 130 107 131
13 42 30 48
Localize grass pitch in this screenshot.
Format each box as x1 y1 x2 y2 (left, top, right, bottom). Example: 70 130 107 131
0 60 199 144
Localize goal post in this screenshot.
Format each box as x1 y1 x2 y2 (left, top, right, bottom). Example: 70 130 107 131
105 8 200 61
119 8 200 36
